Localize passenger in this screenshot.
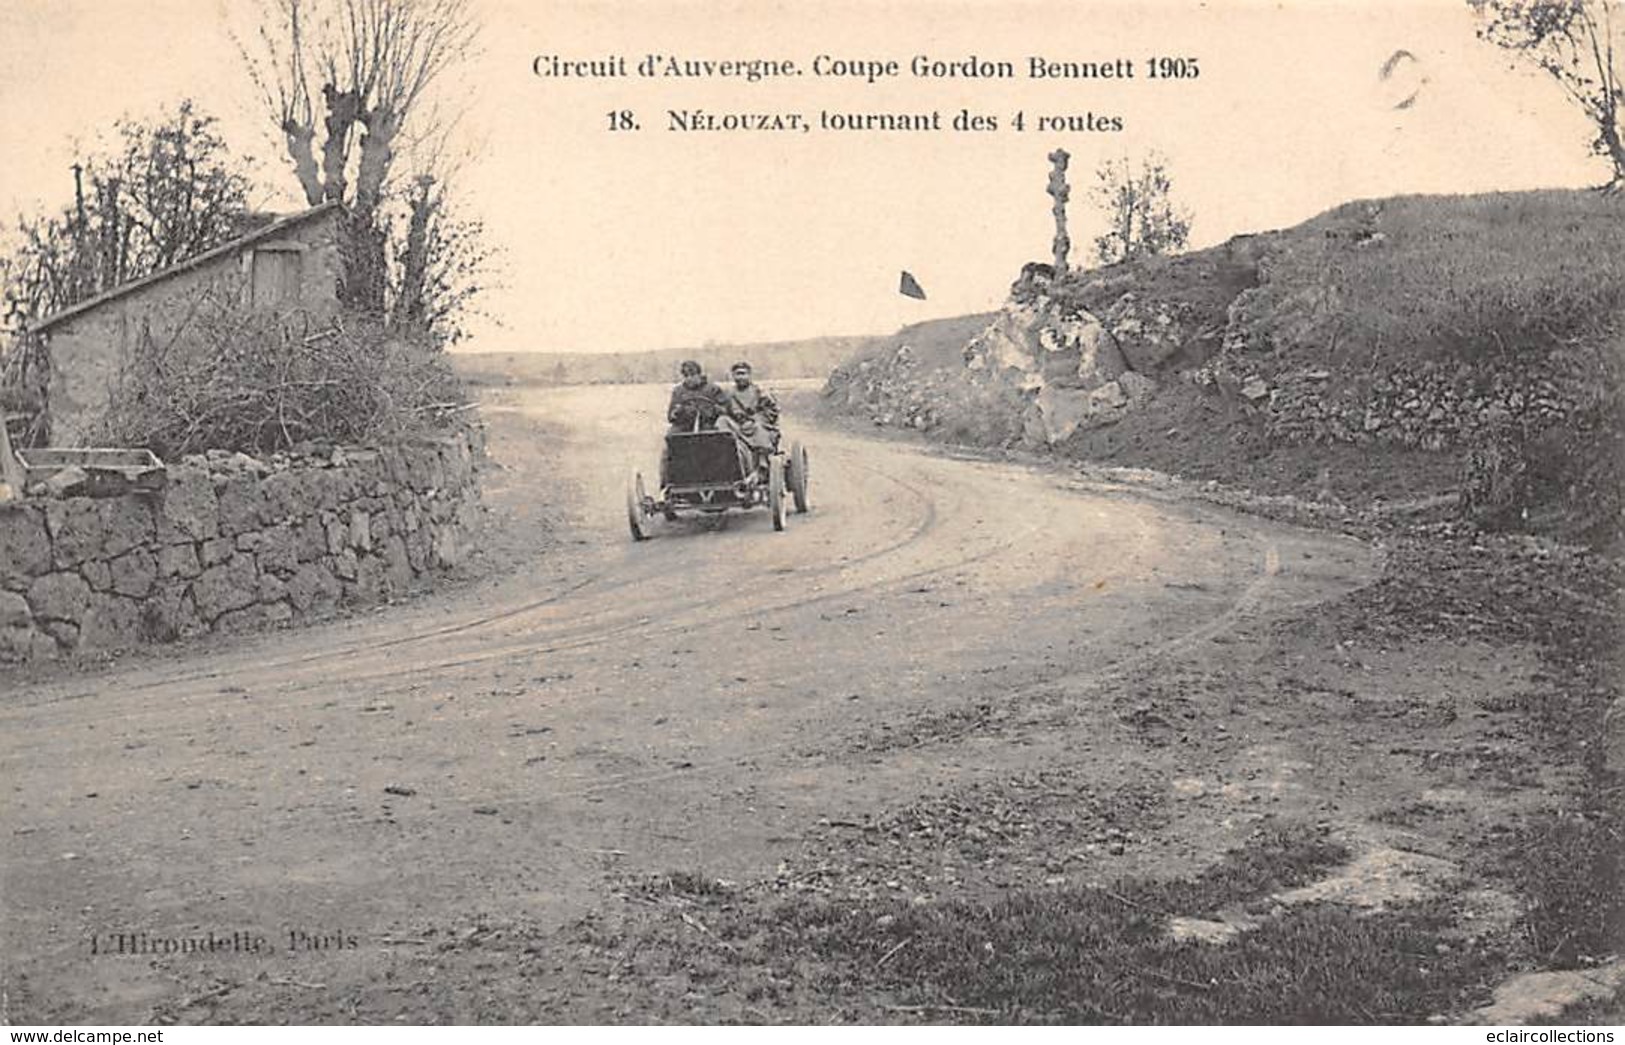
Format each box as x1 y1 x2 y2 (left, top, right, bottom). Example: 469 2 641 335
718 361 780 462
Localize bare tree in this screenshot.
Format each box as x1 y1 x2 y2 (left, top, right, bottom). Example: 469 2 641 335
1 100 254 334
1474 0 1625 191
389 175 497 344
1089 153 1192 266
236 0 479 313
379 111 498 342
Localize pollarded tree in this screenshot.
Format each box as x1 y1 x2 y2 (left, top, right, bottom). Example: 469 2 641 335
1474 0 1625 191
1089 152 1193 266
235 0 480 317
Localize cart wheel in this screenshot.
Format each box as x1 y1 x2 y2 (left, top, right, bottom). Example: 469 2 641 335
768 455 787 532
626 471 650 541
788 442 810 513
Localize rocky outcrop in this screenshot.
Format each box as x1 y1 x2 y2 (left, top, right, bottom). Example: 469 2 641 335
0 430 483 664
826 239 1268 450
1103 291 1196 373
827 293 1165 448
964 295 1156 445
965 298 1127 390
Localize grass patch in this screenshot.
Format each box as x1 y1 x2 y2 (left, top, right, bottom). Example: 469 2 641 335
1304 532 1623 978
601 826 1509 1023
1238 191 1625 368
1503 810 1624 967
778 896 1498 1023
746 826 1370 1022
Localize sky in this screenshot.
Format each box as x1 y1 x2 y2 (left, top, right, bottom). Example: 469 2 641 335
0 0 1606 355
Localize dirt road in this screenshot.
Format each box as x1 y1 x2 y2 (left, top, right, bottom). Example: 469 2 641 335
1 384 1469 1023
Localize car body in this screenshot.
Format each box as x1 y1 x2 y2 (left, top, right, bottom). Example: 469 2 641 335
627 429 808 539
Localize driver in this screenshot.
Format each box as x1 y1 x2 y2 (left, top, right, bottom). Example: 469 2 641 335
718 361 779 462
666 360 725 431
662 360 731 488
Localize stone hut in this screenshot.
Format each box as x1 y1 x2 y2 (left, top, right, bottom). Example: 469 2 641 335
29 203 344 446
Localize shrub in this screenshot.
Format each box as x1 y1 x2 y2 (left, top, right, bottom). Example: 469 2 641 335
1458 333 1625 547
96 300 470 459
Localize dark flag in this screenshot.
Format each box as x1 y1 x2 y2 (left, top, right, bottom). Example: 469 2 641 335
899 271 926 300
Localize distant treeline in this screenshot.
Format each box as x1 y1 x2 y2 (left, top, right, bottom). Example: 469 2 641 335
452 336 877 387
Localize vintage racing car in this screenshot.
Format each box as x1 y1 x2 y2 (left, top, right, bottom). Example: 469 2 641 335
626 426 808 540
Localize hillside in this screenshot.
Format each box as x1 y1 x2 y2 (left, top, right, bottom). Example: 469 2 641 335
824 189 1625 548
453 334 875 387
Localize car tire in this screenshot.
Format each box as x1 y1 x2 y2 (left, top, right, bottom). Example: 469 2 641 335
627 471 650 541
789 442 809 513
769 455 787 532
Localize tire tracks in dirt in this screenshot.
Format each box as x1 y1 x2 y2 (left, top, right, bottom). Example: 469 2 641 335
0 447 1002 744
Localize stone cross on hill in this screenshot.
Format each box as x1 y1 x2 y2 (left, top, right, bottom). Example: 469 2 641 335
1047 149 1071 275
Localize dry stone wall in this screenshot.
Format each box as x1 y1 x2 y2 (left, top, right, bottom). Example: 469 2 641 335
1214 358 1593 451
0 430 483 665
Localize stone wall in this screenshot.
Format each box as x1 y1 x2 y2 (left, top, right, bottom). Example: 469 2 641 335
1202 339 1601 452
1267 362 1582 449
0 430 482 665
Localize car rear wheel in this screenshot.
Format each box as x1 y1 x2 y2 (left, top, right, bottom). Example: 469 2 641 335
788 442 810 513
627 471 650 541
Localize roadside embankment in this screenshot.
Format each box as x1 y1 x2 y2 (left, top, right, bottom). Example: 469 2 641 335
823 190 1625 549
